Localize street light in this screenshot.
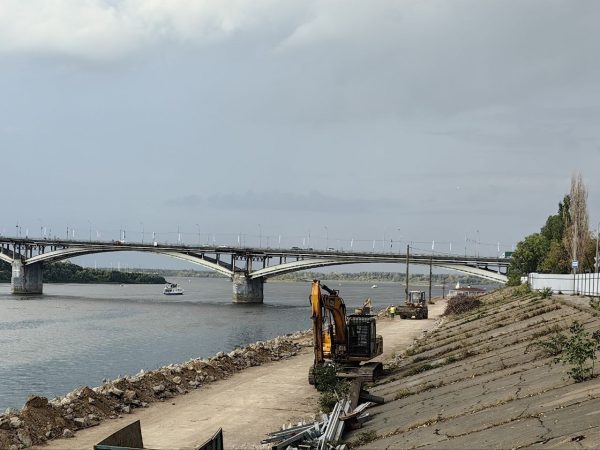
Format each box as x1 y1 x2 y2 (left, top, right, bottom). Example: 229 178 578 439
140 222 144 244
196 224 201 245
258 224 262 247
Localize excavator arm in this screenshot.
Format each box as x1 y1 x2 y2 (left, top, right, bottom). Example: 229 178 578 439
310 280 348 364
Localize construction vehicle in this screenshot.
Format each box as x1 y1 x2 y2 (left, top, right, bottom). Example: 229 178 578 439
308 280 383 385
396 290 428 319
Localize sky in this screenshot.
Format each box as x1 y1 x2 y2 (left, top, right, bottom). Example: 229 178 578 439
2 0 600 269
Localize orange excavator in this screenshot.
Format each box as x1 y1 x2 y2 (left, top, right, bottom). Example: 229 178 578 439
308 280 383 385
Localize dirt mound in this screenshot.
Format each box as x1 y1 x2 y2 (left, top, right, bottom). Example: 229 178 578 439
0 334 306 449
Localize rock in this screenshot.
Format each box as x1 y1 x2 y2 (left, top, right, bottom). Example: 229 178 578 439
60 398 71 406
25 395 48 409
152 384 165 394
63 428 74 438
88 397 95 404
172 376 181 384
66 408 73 414
121 405 131 414
140 402 148 408
88 414 99 422
17 429 32 447
74 417 87 428
124 390 137 401
0 418 10 430
10 417 22 429
176 386 186 394
108 387 124 398
45 430 53 439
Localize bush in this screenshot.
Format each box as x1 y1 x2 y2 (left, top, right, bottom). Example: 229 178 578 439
443 296 483 316
561 321 599 382
318 391 339 414
313 363 349 413
514 283 531 296
539 287 553 299
527 321 600 382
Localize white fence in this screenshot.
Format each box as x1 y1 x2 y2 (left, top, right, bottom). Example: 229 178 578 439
528 272 600 296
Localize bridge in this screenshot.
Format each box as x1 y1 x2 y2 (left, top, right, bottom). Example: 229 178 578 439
0 238 510 303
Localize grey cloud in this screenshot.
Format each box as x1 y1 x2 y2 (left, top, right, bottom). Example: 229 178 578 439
166 191 404 214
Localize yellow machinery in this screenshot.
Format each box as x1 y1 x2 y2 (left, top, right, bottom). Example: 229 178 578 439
309 280 383 384
396 290 428 319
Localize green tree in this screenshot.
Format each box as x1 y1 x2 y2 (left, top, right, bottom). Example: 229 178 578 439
508 233 550 285
540 240 570 273
540 195 569 243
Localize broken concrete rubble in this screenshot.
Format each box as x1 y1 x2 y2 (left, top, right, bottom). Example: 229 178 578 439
0 331 310 449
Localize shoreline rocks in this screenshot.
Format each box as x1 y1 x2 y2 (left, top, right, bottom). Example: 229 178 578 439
0 330 311 449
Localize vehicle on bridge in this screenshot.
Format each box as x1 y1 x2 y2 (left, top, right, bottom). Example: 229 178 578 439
396 290 428 319
163 283 184 295
308 280 383 386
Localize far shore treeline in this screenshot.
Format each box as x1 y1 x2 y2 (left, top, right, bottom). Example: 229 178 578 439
0 261 166 284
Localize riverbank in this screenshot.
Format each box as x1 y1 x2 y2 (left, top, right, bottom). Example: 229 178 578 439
3 302 446 449
346 288 600 449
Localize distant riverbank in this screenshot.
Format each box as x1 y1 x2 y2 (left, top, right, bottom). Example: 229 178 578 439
0 261 165 284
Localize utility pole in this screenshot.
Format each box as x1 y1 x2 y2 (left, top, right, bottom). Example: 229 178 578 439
595 222 599 274
429 255 433 303
405 244 410 302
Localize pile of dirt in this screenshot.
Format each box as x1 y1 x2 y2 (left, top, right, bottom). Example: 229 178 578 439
0 331 310 449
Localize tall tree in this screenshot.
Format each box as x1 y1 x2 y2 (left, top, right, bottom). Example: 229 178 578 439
565 173 590 271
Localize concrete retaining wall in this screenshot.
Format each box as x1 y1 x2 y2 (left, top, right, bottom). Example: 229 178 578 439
528 272 600 296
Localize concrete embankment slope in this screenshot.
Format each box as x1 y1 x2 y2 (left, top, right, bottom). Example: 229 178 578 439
348 288 600 449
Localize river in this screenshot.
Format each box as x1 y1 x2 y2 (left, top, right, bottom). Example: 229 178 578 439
0 278 448 410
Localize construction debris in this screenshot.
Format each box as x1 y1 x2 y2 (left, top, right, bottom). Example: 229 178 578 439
0 331 310 450
262 400 374 449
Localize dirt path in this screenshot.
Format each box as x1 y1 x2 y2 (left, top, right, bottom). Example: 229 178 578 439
40 300 446 450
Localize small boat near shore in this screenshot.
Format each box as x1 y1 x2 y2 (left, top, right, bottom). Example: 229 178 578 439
371 284 378 289
163 283 184 295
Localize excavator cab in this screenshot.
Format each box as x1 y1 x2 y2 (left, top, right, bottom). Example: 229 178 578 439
347 315 381 358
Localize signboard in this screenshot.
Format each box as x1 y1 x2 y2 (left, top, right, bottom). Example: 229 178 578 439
571 260 579 269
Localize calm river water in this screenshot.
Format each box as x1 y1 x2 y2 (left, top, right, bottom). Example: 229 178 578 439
0 278 446 410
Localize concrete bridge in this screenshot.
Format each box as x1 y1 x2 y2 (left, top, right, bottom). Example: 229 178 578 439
0 238 510 303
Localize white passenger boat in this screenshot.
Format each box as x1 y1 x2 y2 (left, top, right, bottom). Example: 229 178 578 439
163 283 184 295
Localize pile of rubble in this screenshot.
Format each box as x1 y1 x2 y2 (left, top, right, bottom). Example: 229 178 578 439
262 400 373 449
0 332 309 450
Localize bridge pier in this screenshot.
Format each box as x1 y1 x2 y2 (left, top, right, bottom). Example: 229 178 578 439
11 260 43 294
232 274 264 303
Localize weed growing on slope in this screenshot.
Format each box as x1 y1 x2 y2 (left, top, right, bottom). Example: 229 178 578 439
526 320 600 382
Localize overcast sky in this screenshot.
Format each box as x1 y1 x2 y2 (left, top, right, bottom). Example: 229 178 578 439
2 0 600 268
